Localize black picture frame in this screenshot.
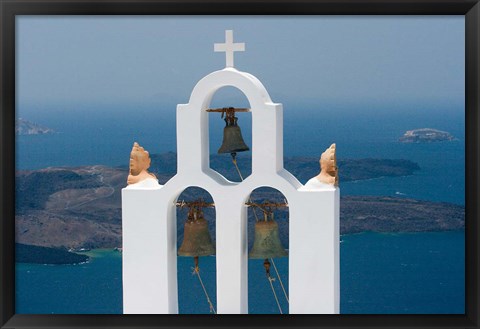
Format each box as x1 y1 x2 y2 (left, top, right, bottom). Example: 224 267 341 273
1 1 478 328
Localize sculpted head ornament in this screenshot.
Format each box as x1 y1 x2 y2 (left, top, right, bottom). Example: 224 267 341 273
316 143 339 186
127 142 156 185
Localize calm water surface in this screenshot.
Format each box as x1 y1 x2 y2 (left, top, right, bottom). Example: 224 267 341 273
16 231 465 314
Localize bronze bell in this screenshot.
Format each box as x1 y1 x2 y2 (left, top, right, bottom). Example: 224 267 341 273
178 207 215 257
218 116 249 154
249 212 288 259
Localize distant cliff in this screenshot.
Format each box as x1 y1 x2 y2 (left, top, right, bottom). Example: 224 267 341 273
399 128 455 143
16 118 55 135
14 155 463 257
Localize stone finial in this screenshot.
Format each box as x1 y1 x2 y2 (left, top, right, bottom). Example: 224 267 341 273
315 143 339 186
127 142 157 185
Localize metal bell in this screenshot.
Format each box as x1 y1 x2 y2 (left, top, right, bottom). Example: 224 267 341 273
218 117 250 154
178 208 215 257
249 212 288 259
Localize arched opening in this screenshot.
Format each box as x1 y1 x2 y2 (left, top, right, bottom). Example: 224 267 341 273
176 186 217 314
208 86 252 182
247 187 289 314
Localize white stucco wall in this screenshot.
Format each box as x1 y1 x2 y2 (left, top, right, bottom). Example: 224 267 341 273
122 67 339 314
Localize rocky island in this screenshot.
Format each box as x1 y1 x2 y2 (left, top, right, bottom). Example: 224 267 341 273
16 118 55 135
14 153 464 263
16 243 89 265
399 128 455 143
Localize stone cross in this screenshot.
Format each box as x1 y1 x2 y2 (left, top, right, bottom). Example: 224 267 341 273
214 30 245 68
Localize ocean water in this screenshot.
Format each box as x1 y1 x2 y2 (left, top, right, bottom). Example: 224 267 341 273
16 231 465 314
15 106 465 314
16 249 123 314
16 105 465 204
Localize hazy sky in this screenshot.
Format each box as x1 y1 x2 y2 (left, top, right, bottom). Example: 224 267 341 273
17 16 464 113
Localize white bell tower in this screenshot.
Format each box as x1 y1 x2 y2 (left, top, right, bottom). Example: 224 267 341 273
122 30 340 314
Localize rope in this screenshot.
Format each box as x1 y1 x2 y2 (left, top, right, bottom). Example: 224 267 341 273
231 153 288 312
232 155 245 181
270 258 289 303
194 266 217 314
267 275 283 314
231 154 260 222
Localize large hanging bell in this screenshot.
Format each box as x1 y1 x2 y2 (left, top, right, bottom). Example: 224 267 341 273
178 208 216 257
218 117 250 154
249 212 288 259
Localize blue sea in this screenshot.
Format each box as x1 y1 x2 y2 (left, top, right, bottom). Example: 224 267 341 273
16 231 465 314
15 104 465 314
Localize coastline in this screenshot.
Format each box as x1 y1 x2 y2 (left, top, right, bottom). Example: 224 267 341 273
16 228 465 265
15 243 89 265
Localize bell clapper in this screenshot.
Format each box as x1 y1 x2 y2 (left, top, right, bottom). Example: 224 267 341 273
263 258 272 278
194 256 200 273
